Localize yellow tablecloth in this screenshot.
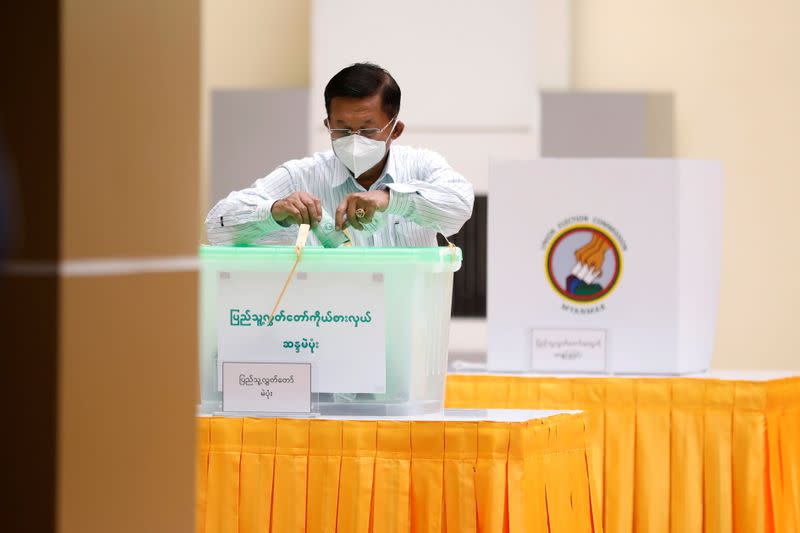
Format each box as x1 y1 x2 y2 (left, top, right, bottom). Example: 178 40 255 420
446 374 800 533
196 414 598 533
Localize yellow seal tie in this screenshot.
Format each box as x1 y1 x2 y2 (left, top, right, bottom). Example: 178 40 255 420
269 224 310 321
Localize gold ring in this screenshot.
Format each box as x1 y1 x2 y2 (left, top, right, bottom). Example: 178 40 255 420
355 208 366 219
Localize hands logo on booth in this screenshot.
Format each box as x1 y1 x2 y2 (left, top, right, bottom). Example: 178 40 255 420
545 225 623 304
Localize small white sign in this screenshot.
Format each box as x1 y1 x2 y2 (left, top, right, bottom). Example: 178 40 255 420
531 329 607 372
222 362 312 413
217 271 386 393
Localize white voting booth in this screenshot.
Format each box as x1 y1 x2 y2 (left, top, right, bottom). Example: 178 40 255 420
488 159 723 374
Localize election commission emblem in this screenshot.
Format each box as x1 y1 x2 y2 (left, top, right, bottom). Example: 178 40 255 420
545 225 623 304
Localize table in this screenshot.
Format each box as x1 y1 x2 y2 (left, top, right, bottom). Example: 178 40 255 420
195 410 598 533
445 372 800 533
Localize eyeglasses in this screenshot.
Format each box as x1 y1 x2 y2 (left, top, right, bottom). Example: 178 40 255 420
327 116 397 140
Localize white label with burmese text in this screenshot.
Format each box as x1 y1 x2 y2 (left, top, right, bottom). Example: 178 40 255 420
222 362 312 413
531 329 607 372
217 271 386 393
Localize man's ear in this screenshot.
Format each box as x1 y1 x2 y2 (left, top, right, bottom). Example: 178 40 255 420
392 120 404 139
323 117 329 129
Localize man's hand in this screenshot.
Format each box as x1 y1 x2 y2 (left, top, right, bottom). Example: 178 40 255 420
271 192 322 227
335 190 390 231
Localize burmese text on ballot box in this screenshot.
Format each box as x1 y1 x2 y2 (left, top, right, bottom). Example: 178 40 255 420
488 159 722 374
199 245 461 415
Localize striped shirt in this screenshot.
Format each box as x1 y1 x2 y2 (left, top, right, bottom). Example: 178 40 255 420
205 144 474 247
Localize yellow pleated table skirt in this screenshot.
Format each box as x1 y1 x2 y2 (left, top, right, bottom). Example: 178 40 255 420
196 413 598 533
445 374 800 533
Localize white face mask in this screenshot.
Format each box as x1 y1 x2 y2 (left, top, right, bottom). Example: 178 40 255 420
331 117 398 178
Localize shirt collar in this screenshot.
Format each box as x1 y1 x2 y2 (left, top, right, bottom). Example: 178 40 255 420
382 149 398 183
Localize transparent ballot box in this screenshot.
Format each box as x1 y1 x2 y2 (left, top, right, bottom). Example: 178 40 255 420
199 245 462 416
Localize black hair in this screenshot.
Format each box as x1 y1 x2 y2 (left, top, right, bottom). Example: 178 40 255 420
324 62 401 119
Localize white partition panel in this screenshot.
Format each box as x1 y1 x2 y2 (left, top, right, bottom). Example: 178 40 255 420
311 0 537 129
533 0 572 89
310 0 567 192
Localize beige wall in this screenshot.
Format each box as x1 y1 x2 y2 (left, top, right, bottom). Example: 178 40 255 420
572 0 800 369
202 0 309 90
200 0 310 225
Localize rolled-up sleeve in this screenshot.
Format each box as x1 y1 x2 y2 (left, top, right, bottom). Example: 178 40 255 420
204 166 295 245
383 150 474 237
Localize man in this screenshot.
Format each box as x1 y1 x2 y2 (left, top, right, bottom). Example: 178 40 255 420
205 62 474 246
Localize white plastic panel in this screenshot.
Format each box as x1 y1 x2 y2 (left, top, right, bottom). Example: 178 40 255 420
309 0 559 191
311 0 537 130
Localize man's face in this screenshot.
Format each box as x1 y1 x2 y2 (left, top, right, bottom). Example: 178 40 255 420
325 93 403 144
